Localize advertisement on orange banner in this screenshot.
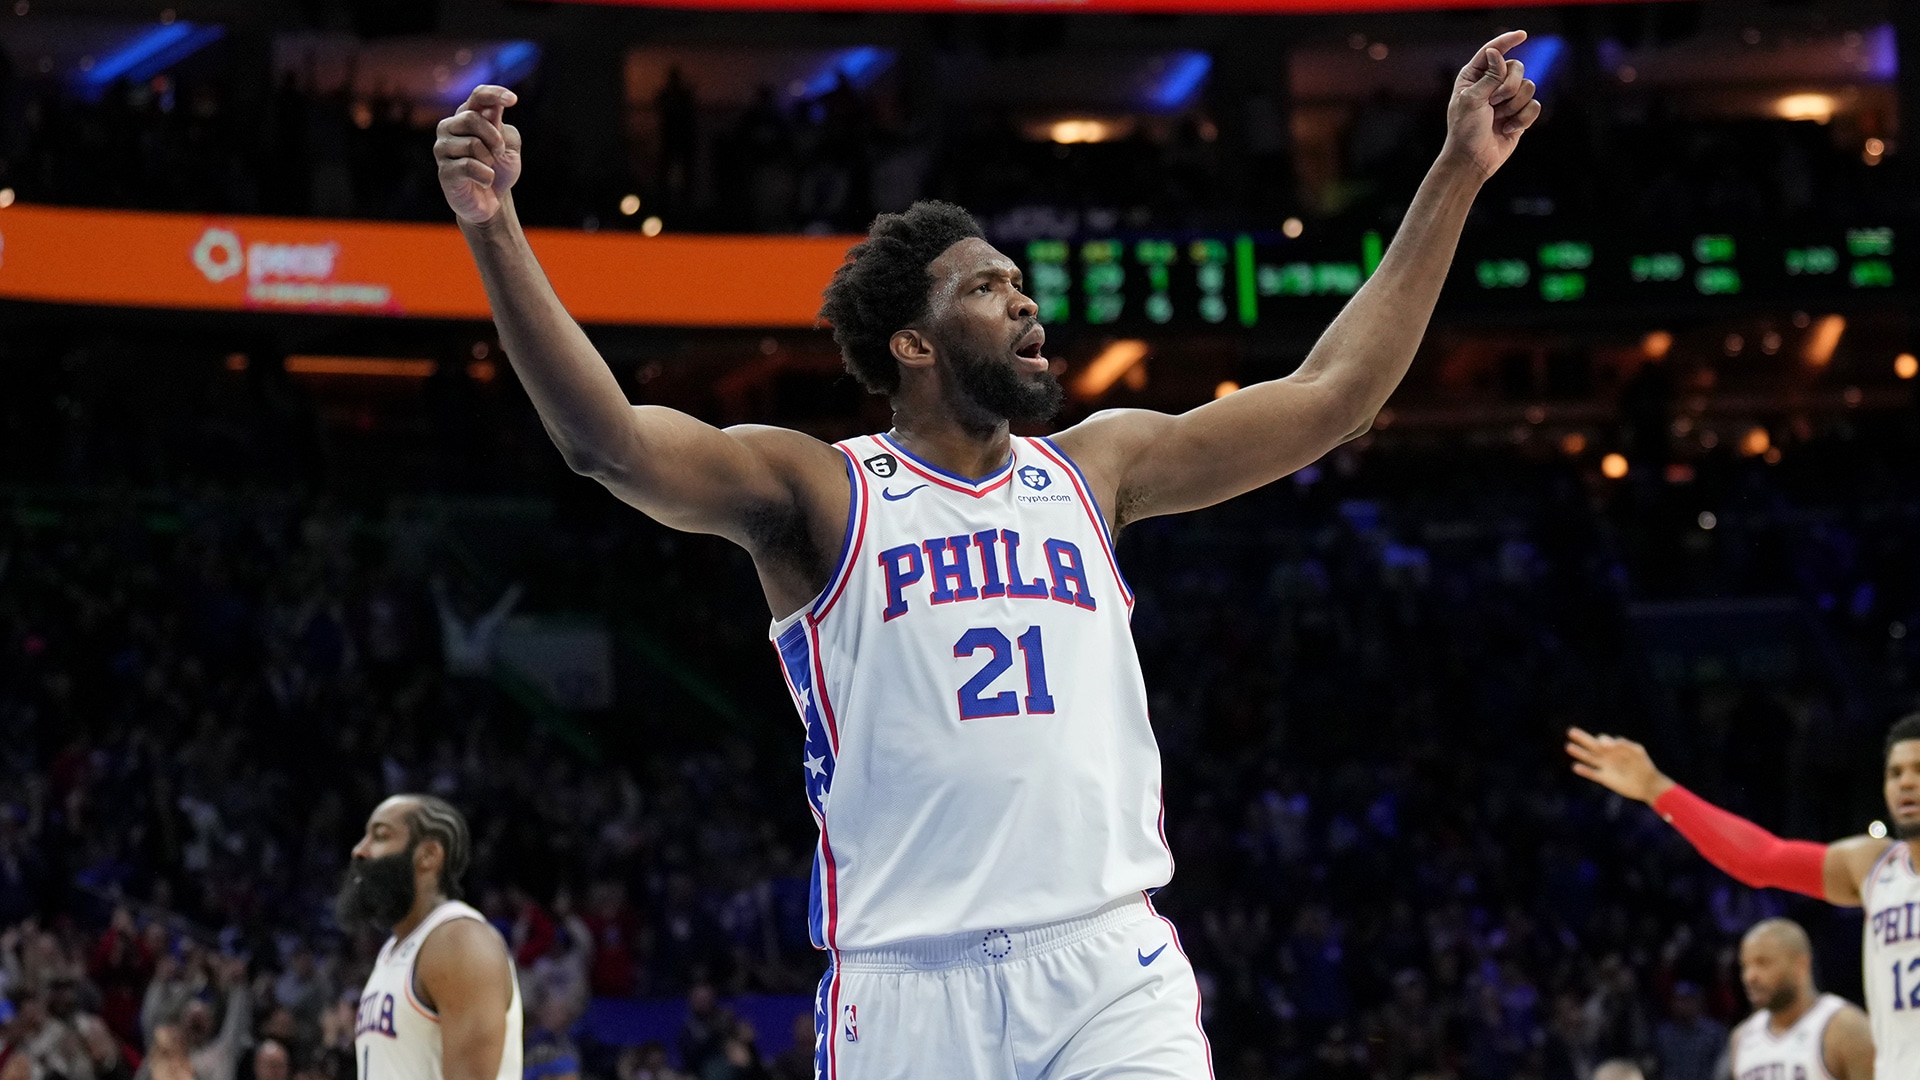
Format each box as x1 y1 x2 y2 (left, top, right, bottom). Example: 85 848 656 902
0 204 854 327
189 224 401 313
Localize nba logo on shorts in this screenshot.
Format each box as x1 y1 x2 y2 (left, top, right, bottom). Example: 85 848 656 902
842 1003 858 1043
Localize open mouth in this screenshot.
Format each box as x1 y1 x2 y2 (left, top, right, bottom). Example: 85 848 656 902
1013 328 1047 369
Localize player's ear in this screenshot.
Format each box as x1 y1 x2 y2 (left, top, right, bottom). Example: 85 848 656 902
891 328 936 372
415 838 445 880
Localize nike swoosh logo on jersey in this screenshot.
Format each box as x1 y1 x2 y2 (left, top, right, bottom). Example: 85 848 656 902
1137 944 1168 967
881 485 929 501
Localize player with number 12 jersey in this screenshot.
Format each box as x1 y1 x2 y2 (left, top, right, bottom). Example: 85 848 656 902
1571 717 1920 1080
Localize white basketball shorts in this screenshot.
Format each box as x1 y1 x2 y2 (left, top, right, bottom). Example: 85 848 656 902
809 894 1213 1080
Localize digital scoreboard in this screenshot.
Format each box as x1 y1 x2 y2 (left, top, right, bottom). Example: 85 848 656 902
1012 225 1907 329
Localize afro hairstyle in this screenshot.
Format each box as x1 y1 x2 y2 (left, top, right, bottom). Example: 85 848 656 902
817 201 985 395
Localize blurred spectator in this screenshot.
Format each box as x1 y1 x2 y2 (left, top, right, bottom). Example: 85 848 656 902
653 69 698 215
582 885 641 1000
764 1015 811 1080
674 987 728 1078
1594 1060 1647 1080
1654 983 1725 1080
182 959 248 1080
87 912 153 1046
268 947 327 1045
250 1042 288 1080
2 989 93 1080
522 997 581 1080
612 1044 685 1080
432 578 523 677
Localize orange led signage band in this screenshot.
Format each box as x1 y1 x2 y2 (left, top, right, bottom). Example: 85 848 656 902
0 205 855 328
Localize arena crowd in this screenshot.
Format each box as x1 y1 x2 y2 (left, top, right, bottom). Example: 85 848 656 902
1 362 1914 1079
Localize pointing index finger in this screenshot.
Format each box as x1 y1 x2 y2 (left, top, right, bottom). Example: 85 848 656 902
1479 30 1528 56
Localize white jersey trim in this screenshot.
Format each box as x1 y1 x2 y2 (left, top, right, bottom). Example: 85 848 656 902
1864 842 1908 907
1031 437 1133 609
876 432 1016 496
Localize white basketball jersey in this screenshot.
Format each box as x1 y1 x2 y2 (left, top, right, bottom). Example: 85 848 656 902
1864 843 1920 1080
355 901 522 1080
770 433 1172 950
1730 993 1848 1080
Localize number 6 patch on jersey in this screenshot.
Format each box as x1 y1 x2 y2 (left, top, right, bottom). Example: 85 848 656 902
842 1004 858 1043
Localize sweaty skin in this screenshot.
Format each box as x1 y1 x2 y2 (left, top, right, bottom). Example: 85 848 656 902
350 798 513 1080
431 34 1543 620
1564 728 1920 905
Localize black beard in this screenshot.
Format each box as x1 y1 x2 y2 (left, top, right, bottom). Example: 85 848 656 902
334 848 418 931
1762 984 1798 1013
943 334 1064 432
1896 820 1920 841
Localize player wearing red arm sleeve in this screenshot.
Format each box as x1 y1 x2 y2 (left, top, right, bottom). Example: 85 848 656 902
1569 715 1920 1080
1564 724 1911 903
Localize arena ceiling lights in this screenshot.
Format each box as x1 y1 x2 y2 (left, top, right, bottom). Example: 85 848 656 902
531 0 1652 12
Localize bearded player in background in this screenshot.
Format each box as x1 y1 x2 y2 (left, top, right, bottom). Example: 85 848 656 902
1728 918 1872 1080
337 795 522 1080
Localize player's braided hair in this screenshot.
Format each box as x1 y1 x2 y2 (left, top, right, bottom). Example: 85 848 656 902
1888 713 1920 760
402 795 471 901
817 201 985 395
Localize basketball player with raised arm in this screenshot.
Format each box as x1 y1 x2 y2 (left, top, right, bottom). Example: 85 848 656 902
1569 716 1920 1080
434 34 1541 1079
1729 918 1873 1080
338 796 521 1080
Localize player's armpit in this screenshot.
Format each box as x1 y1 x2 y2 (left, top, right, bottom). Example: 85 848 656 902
586 413 845 541
1823 834 1895 907
415 919 514 1080
1822 1003 1875 1080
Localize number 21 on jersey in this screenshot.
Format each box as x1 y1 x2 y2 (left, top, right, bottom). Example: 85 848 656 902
954 625 1054 720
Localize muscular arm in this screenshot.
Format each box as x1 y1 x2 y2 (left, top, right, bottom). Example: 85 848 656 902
1053 34 1541 526
415 920 514 1080
1566 727 1889 905
1823 1004 1875 1080
436 88 845 564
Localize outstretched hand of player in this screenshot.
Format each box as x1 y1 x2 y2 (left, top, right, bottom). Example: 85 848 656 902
1444 31 1542 180
1565 727 1676 805
435 85 522 226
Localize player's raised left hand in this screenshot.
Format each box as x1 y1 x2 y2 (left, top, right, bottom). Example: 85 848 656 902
1565 726 1676 805
435 85 523 226
1444 31 1541 180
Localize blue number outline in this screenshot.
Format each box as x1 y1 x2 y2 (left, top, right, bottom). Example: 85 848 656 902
954 628 1019 719
1016 626 1055 714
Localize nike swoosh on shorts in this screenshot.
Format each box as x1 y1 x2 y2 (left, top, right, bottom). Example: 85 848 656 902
1137 944 1168 966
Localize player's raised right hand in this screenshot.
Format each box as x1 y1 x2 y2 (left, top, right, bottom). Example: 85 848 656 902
1566 726 1676 804
435 85 522 225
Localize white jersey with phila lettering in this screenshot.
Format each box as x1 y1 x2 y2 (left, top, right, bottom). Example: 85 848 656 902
1864 842 1920 1080
355 901 522 1080
771 433 1173 951
1730 993 1848 1080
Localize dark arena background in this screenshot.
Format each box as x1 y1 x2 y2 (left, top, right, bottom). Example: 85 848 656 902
1 0 1918 1078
